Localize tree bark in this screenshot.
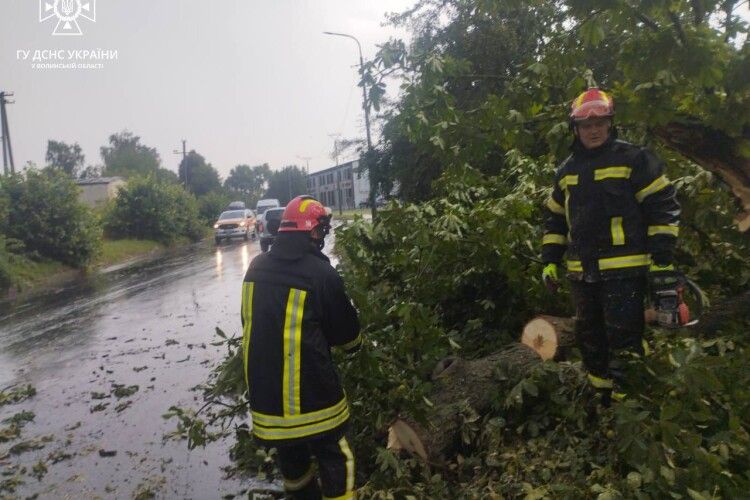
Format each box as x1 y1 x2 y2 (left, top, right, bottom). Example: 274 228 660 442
388 344 543 463
654 122 750 232
387 316 577 462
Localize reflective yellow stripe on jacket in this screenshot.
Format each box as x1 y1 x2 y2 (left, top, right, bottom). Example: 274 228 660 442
567 254 651 273
648 225 679 237
542 233 567 245
594 166 632 180
636 175 670 202
598 254 651 270
252 403 350 441
241 282 255 392
283 288 307 417
610 217 625 246
546 197 565 215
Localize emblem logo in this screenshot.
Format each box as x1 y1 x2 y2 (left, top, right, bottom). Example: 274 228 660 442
39 0 97 36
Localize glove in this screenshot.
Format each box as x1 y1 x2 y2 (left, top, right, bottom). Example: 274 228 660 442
542 263 560 292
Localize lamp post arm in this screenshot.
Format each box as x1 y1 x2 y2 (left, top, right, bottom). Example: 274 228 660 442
323 31 376 218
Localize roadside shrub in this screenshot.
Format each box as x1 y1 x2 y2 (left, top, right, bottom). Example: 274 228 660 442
1 169 101 268
197 191 230 225
103 175 204 244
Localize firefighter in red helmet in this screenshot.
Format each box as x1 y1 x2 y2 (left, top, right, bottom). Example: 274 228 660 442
242 195 360 499
541 88 681 403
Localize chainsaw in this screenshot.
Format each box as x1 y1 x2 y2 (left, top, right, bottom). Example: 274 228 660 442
650 271 708 328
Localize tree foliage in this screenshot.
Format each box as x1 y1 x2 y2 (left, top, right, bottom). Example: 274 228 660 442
100 130 177 183
224 163 271 206
0 169 101 268
45 140 85 177
197 190 231 225
103 175 204 244
168 1 750 497
365 0 750 226
264 165 308 205
178 150 222 197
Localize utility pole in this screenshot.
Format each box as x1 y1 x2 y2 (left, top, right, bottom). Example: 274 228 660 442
296 155 312 195
323 32 376 219
287 167 292 203
328 133 344 215
1 91 16 175
173 139 187 187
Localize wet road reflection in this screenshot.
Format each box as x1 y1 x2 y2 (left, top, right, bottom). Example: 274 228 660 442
0 238 267 499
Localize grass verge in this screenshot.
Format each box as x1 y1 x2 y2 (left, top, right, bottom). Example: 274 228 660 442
94 239 165 268
333 208 370 221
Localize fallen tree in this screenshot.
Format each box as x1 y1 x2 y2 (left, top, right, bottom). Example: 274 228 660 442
387 315 577 462
387 292 750 463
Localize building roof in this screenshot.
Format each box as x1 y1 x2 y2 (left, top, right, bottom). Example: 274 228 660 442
308 160 359 177
75 176 125 186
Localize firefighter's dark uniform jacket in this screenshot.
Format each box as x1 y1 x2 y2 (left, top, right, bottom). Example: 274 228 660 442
542 134 680 281
241 232 360 446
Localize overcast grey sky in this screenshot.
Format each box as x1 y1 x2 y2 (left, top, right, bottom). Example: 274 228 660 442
1 0 414 177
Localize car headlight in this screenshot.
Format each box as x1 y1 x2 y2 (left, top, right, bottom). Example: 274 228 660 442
239 221 246 227
213 223 219 229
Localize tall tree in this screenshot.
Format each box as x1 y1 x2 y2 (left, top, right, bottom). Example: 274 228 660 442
78 164 102 179
264 165 308 205
101 131 161 178
366 0 750 229
224 163 271 205
46 140 85 177
178 150 221 196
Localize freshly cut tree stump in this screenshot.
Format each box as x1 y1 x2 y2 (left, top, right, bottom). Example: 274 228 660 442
388 316 577 463
520 315 575 361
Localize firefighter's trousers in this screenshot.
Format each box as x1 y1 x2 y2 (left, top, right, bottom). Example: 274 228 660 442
570 276 646 383
276 432 355 500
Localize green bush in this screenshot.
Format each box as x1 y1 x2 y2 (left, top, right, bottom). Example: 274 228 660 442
197 191 230 225
103 175 204 244
0 169 101 268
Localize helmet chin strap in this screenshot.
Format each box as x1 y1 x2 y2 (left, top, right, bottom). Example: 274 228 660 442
309 216 332 251
313 236 325 251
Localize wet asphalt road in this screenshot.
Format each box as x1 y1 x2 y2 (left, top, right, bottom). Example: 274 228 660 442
0 237 287 499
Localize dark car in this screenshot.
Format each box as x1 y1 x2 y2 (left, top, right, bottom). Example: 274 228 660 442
257 207 285 252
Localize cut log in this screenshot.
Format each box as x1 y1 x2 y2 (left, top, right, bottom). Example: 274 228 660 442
388 343 544 463
520 315 575 360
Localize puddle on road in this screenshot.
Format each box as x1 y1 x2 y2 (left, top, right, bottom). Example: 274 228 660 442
0 239 283 499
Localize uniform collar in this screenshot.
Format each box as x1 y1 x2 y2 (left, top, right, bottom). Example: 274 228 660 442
269 232 330 263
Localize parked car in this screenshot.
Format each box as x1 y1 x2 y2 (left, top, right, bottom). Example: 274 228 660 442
255 198 282 238
257 207 285 252
213 209 257 244
255 198 280 215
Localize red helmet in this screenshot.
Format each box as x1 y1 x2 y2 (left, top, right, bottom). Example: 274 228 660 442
278 196 332 233
570 88 614 122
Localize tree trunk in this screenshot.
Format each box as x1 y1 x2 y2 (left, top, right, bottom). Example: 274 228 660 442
388 316 574 462
654 122 750 232
388 344 543 462
520 315 576 361
692 290 750 336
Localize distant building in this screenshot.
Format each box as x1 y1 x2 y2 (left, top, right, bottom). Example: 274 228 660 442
75 177 126 207
307 160 370 210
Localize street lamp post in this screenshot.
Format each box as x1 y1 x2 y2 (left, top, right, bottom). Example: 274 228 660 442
323 31 376 219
